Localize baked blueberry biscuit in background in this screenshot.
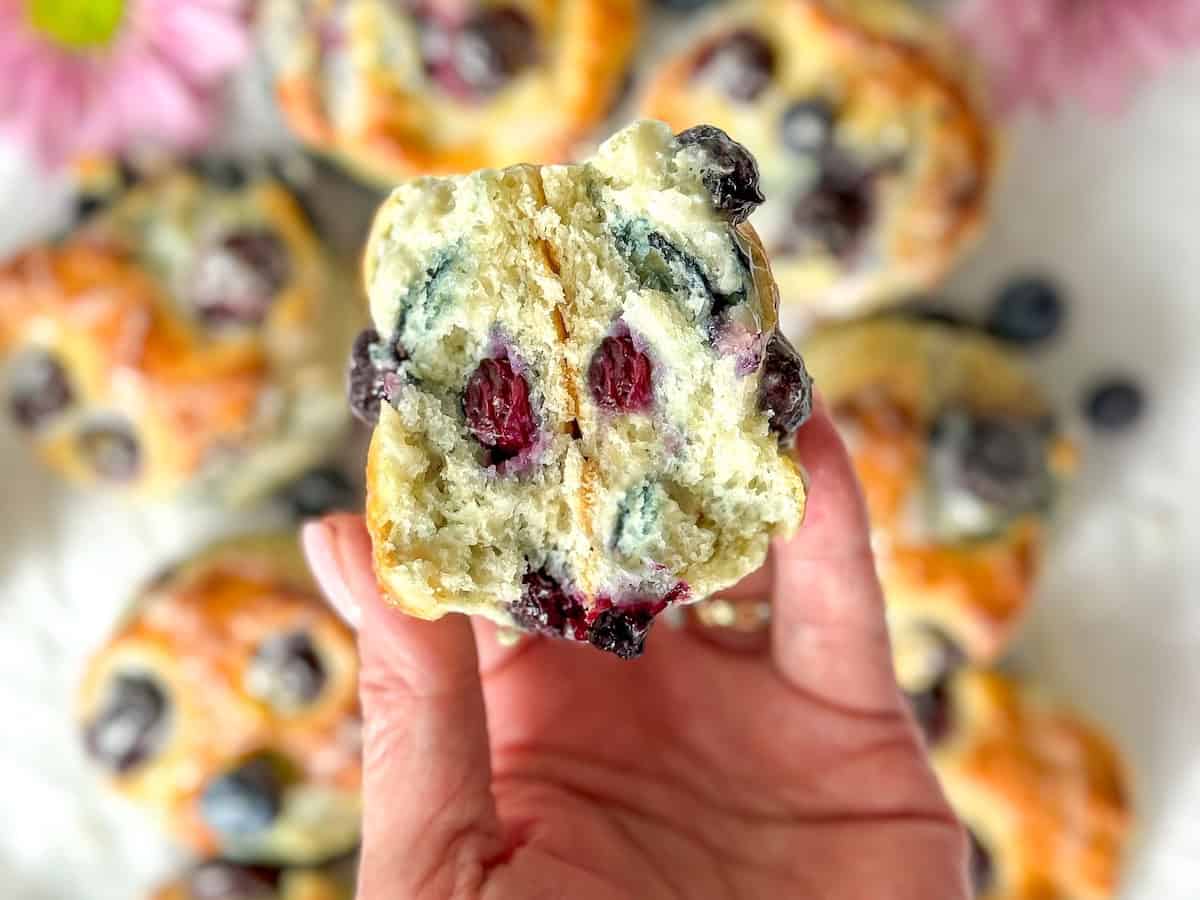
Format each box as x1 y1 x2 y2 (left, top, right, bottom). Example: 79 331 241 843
151 856 356 900
77 535 362 865
259 0 640 182
0 157 362 505
801 316 1076 696
641 0 995 323
356 120 811 658
915 669 1130 900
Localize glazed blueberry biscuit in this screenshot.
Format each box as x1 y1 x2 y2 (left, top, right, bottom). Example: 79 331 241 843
260 0 640 181
915 669 1130 900
151 857 355 900
357 121 811 658
641 0 995 322
0 159 361 504
77 535 362 865
802 317 1076 695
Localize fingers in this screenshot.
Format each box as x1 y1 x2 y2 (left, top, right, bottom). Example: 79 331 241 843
302 516 504 899
770 404 901 711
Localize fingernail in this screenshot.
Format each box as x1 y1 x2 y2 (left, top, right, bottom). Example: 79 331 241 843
301 519 363 629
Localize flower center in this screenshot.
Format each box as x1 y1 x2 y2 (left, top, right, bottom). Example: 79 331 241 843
28 0 126 50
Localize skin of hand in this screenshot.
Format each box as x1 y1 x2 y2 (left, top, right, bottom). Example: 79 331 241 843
302 406 970 900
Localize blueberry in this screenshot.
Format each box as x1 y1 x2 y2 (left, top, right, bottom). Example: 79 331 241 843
185 860 280 900
7 351 73 430
588 335 654 413
347 328 404 426
463 357 537 462
83 674 169 773
985 276 1064 346
757 332 813 443
791 160 875 260
77 421 141 482
73 192 108 223
587 606 658 659
1083 377 1144 431
511 569 587 640
280 466 358 518
968 829 995 897
200 757 284 839
929 412 1049 518
675 125 764 224
190 157 250 191
692 30 775 103
246 631 327 713
779 98 836 157
190 229 291 327
452 8 537 96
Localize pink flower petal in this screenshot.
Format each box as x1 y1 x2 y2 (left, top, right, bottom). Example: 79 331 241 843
148 2 250 84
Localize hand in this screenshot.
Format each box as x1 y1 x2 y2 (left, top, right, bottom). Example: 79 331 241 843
302 407 968 900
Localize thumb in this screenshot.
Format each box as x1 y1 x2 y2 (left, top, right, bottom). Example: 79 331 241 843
303 515 504 899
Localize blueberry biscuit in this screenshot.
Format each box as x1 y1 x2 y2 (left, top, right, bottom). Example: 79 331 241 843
260 0 640 182
914 669 1130 900
357 120 811 658
0 159 361 504
802 317 1076 695
151 857 355 900
77 535 362 865
641 0 995 322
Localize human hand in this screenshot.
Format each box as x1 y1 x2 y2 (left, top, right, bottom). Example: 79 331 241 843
302 407 968 900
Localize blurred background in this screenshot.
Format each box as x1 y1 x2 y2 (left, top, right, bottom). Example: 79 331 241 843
1 0 1199 897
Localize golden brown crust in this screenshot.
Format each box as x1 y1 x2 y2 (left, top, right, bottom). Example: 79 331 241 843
265 0 641 181
803 318 1074 678
935 670 1131 900
640 0 995 319
78 535 362 864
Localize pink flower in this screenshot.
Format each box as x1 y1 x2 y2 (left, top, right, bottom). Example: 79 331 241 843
955 0 1200 114
0 0 251 169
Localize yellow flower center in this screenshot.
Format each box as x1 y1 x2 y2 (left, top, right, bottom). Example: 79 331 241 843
28 0 127 51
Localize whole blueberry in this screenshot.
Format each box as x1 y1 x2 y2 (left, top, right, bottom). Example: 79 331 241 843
588 335 654 413
347 328 404 426
83 673 169 772
247 631 328 712
779 98 836 157
985 276 1064 346
7 351 73 430
757 332 814 443
200 757 284 839
452 8 537 96
190 229 291 327
1083 377 1144 431
280 466 358 519
692 30 775 103
77 421 141 482
791 161 874 260
587 606 657 659
675 124 764 224
463 357 538 461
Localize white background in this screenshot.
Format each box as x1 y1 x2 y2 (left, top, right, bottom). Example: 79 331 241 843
1 54 1199 900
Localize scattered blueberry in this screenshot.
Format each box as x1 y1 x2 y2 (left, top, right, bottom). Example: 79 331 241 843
7 351 73 430
779 98 836 157
588 335 654 413
185 860 279 900
790 160 874 260
463 357 537 462
1083 377 1144 432
587 606 658 659
73 192 108 223
968 829 995 897
757 332 813 443
692 30 776 103
951 414 1047 510
675 124 764 224
200 757 284 839
511 569 587 640
451 8 537 97
247 631 328 713
280 466 358 518
190 229 290 327
83 673 169 772
347 328 405 425
985 276 1064 346
77 421 141 482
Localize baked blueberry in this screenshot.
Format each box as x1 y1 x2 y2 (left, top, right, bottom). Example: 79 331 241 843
986 276 1064 346
588 335 654 413
676 124 764 224
77 421 141 481
1083 377 1144 432
463 357 537 462
779 98 836 157
453 8 538 97
7 351 73 430
587 605 659 659
692 30 775 103
83 674 169 773
200 757 284 838
791 160 875 260
757 332 813 443
247 632 327 713
348 328 404 426
191 229 291 327
512 569 588 640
